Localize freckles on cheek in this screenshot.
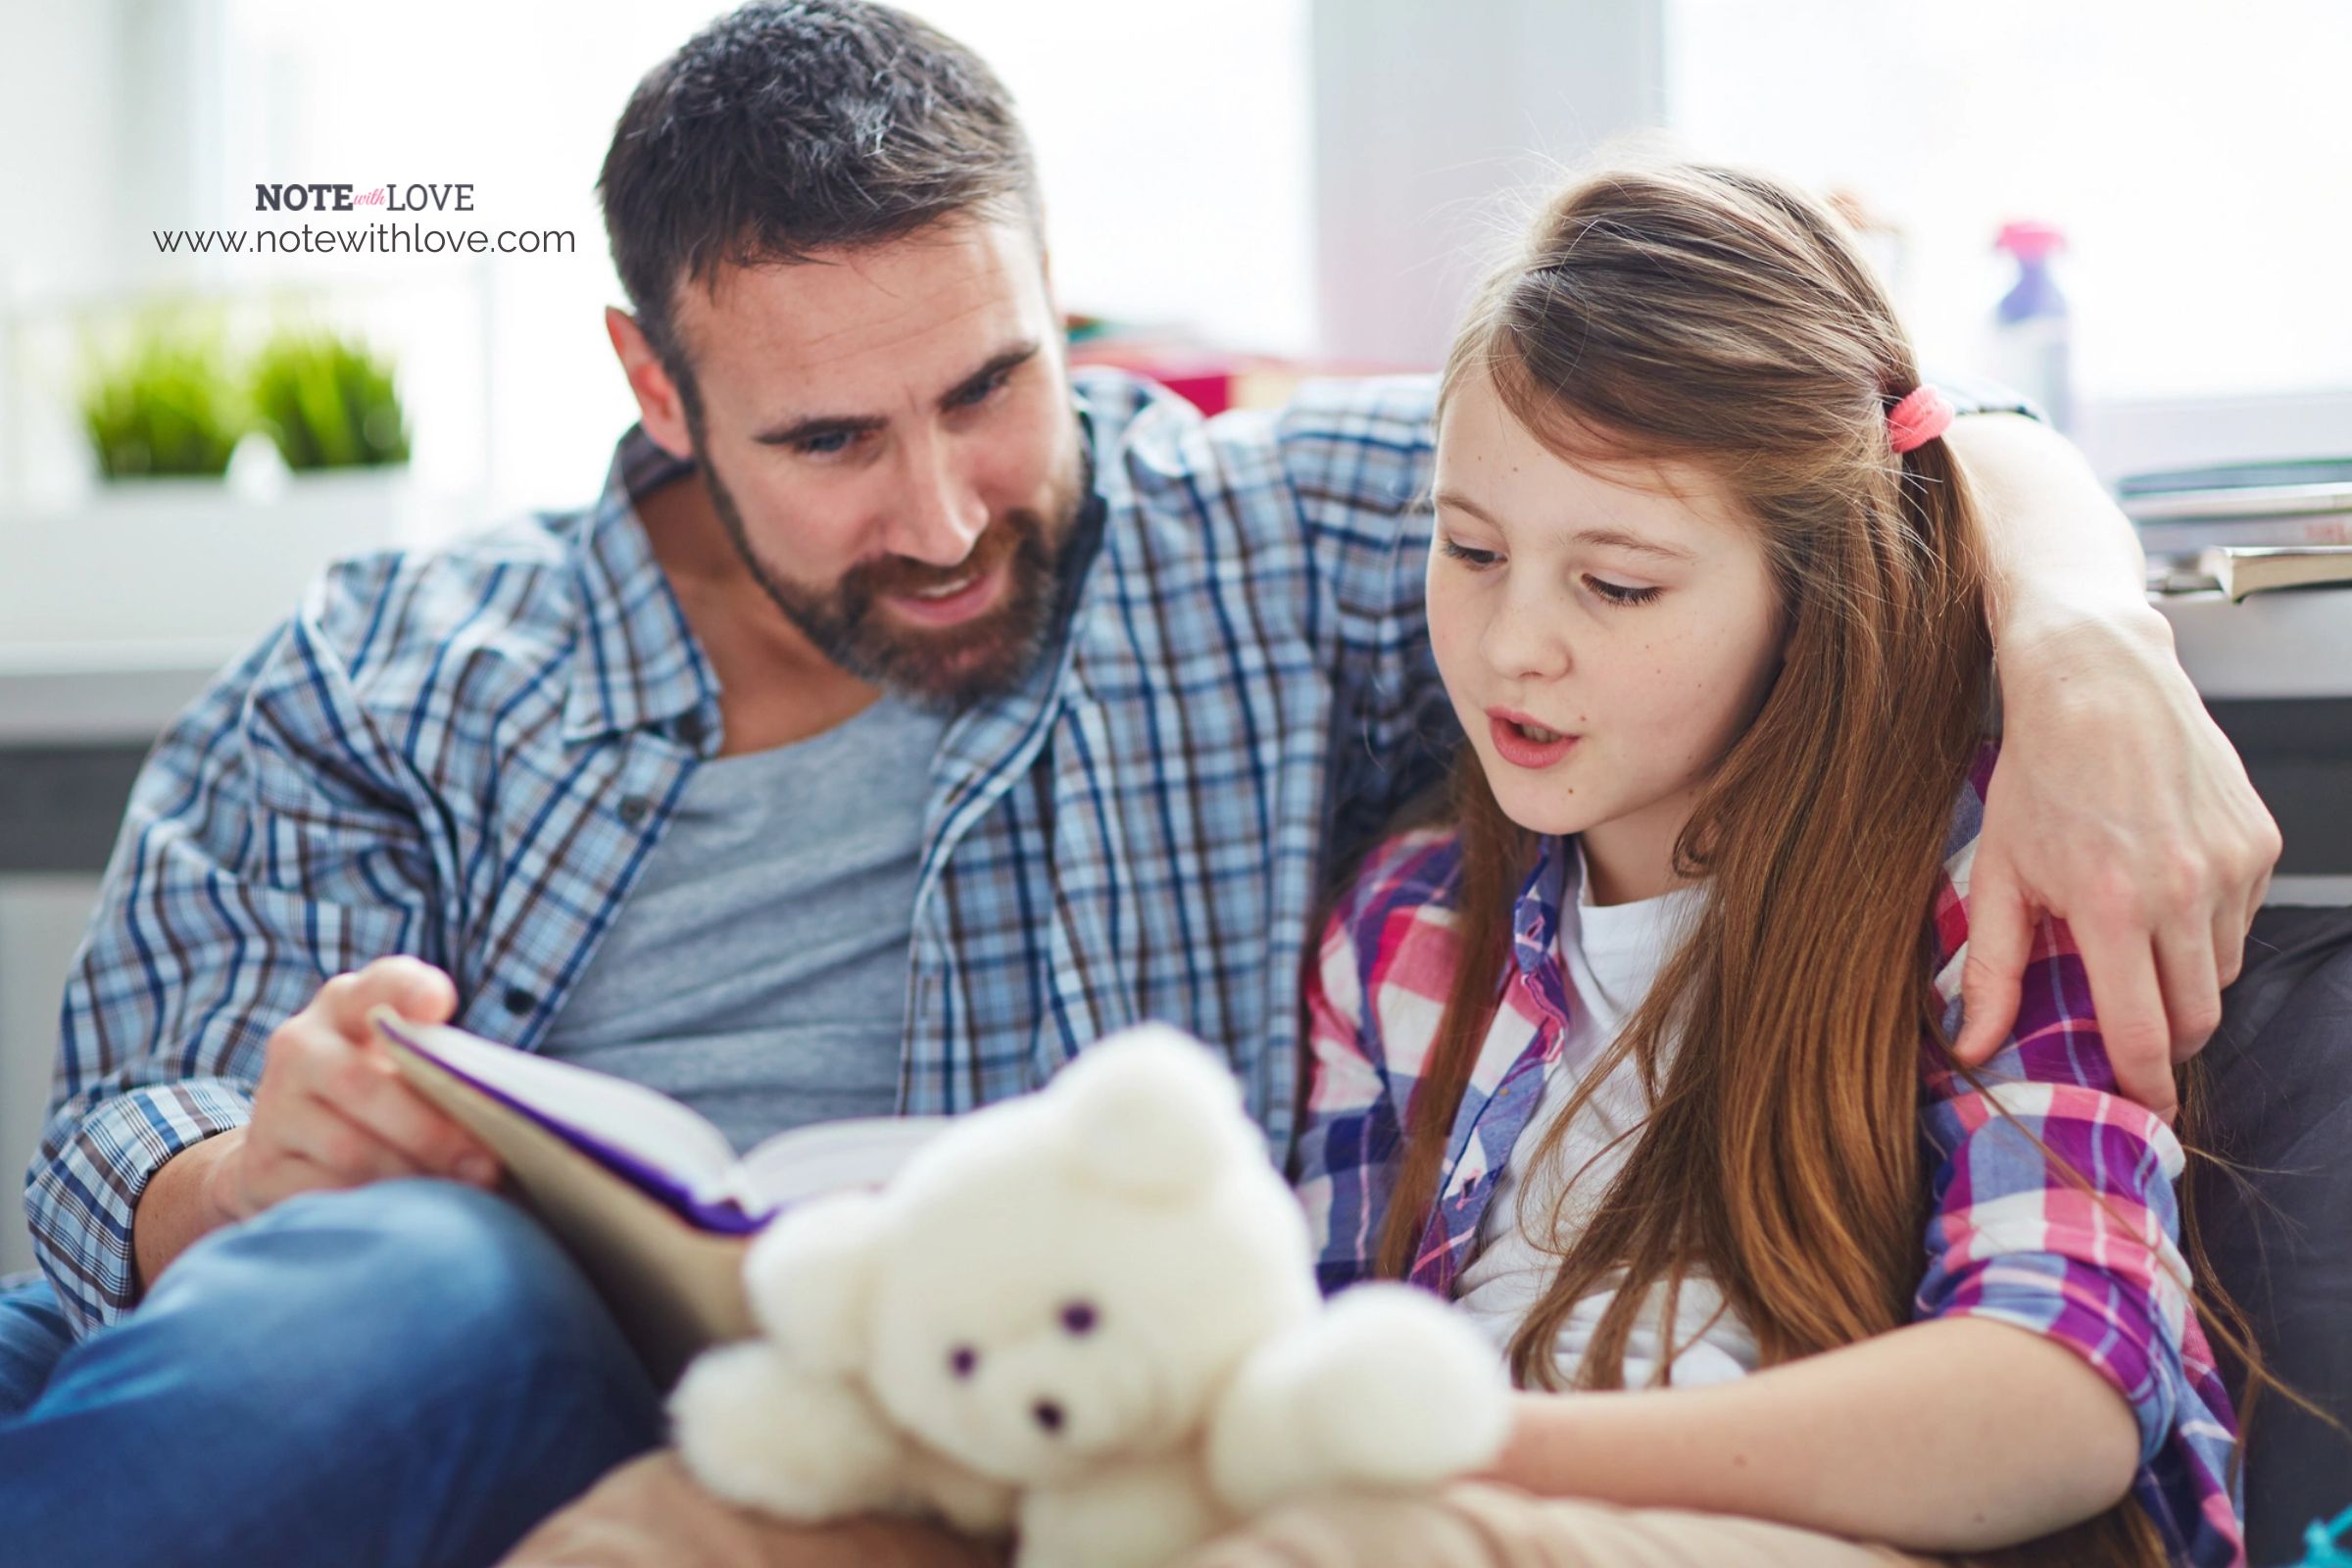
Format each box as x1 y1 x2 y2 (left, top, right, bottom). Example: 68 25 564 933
1671 671 1763 772
1422 578 1463 652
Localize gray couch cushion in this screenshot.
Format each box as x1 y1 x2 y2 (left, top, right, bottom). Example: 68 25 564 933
2194 904 2352 1566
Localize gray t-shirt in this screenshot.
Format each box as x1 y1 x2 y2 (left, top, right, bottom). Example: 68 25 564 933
539 694 946 1152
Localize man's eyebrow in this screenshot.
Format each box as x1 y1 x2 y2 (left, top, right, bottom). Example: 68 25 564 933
1433 489 1696 564
751 340 1042 449
754 411 888 449
940 341 1040 409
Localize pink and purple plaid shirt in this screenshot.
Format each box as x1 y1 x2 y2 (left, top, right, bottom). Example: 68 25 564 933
1292 747 2243 1566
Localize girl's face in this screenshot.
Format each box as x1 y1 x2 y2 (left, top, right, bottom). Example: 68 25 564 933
1428 374 1786 904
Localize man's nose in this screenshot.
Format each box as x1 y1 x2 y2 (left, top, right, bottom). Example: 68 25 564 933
883 432 989 568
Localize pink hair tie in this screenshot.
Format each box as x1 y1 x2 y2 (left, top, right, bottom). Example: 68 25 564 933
1886 385 1955 455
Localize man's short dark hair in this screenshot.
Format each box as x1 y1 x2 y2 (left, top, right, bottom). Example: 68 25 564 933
598 0 1041 396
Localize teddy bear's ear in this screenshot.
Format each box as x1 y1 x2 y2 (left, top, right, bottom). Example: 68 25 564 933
1051 1024 1256 1199
742 1189 888 1375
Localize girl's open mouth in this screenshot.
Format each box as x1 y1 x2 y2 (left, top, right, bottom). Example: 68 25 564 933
1488 712 1578 769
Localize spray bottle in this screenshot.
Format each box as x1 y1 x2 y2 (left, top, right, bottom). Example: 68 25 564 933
1990 220 2073 432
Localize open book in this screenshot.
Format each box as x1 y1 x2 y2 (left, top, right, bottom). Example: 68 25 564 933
370 1008 946 1385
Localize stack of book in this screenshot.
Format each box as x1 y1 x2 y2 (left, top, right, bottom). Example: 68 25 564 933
2197 545 2352 604
2124 457 2352 601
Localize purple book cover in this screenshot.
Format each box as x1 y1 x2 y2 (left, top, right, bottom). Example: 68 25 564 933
373 1013 771 1237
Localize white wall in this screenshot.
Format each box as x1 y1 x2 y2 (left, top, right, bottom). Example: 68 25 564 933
1309 0 1667 368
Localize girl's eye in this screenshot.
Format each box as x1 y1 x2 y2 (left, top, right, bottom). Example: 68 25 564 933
1439 537 1500 569
1586 576 1662 607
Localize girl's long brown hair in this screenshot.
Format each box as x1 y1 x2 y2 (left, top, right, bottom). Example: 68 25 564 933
1377 159 2188 1563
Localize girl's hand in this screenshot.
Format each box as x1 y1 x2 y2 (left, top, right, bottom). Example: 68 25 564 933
1472 1394 1544 1490
1954 607 2278 1119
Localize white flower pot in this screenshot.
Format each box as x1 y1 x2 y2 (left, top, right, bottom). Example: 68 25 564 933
0 466 426 650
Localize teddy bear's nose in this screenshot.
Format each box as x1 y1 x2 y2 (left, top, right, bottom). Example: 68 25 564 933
1031 1399 1065 1435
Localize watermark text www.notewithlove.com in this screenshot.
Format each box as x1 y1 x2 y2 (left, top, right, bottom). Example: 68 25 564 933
151 182 574 257
157 224 574 256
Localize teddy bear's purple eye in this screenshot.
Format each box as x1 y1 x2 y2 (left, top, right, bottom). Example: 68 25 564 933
1059 1300 1099 1337
949 1346 978 1379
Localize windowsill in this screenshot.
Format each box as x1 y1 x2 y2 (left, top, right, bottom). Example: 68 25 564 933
2152 588 2352 701
0 640 238 745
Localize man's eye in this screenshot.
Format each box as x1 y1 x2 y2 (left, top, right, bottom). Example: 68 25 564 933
797 429 858 457
1586 576 1663 607
951 368 1011 409
1439 537 1499 569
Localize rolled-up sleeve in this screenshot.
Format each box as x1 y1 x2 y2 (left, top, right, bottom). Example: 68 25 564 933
27 568 441 1336
1914 995 2193 1466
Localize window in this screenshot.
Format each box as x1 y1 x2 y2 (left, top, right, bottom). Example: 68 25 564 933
196 0 1313 516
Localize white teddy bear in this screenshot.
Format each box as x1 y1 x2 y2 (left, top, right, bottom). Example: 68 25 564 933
669 1024 1513 1568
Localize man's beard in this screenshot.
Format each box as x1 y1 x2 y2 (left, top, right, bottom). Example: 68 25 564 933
696 441 1087 711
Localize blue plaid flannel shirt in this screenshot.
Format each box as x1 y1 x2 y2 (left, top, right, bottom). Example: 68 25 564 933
26 368 1457 1334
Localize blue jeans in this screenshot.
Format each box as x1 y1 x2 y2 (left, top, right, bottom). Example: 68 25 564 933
0 1179 663 1567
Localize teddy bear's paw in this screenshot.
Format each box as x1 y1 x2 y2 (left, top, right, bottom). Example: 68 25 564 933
1017 1459 1227 1568
669 1344 909 1520
1205 1285 1512 1514
742 1190 888 1374
1294 1285 1514 1486
905 1447 1020 1538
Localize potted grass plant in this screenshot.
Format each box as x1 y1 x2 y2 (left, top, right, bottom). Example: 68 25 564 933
249 327 411 473
242 324 421 568
28 318 420 647
79 329 246 481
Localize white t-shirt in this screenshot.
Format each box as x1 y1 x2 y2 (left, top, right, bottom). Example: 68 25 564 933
1452 844 1761 1389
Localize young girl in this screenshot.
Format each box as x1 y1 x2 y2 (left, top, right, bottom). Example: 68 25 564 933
1272 163 2242 1568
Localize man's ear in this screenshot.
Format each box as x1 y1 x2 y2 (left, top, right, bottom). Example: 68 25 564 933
604 305 695 460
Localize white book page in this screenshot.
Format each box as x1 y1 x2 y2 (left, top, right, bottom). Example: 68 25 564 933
718 1115 954 1214
384 1018 739 1194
